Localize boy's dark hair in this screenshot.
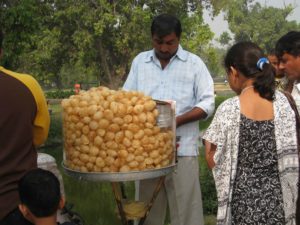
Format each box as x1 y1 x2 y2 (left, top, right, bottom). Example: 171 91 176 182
151 14 182 39
275 31 300 58
224 41 275 101
18 168 61 217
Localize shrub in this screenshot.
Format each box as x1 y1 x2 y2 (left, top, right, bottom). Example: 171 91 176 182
46 115 62 145
199 151 218 215
46 89 74 99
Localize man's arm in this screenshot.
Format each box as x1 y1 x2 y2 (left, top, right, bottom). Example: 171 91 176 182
176 107 207 128
191 57 215 121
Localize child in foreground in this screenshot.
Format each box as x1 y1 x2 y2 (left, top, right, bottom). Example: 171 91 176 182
18 168 75 225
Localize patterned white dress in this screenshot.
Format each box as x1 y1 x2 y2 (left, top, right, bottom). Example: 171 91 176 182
203 91 299 225
231 114 285 224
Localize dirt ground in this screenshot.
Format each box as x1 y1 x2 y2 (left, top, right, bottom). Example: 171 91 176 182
214 82 233 95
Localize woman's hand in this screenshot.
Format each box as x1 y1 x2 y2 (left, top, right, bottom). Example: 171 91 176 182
204 140 216 169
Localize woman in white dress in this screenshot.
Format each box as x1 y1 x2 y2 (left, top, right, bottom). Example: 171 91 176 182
203 41 299 225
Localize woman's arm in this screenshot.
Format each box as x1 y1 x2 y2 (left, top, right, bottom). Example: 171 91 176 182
204 140 216 169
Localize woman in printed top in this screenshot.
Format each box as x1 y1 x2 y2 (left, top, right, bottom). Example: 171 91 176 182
203 41 299 225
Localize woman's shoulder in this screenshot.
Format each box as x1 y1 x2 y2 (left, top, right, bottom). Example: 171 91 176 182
217 96 239 112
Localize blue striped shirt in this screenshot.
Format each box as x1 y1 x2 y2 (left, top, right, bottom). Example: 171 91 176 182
123 45 215 156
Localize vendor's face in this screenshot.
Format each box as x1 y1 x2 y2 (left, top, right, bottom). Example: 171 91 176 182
278 53 300 81
152 32 179 61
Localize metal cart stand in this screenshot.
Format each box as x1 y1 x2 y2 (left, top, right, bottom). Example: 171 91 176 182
62 164 176 225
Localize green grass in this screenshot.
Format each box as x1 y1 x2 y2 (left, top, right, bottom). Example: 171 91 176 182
49 103 62 114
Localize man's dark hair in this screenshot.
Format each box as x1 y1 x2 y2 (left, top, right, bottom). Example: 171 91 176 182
151 14 182 39
275 31 300 58
18 168 61 217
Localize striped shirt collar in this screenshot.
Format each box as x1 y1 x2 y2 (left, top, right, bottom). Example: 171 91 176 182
144 45 188 63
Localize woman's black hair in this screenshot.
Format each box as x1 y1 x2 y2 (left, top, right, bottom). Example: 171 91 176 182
224 41 275 100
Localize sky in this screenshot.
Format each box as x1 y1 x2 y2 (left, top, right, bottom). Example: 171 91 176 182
203 0 300 38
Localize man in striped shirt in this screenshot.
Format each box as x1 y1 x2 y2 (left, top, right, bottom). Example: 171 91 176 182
123 14 215 225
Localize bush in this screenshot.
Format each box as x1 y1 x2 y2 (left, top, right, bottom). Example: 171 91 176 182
44 115 62 147
46 89 74 99
199 151 218 215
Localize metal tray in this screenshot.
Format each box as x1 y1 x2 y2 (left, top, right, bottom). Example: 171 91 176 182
62 163 176 182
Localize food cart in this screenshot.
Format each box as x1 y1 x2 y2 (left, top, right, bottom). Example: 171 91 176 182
61 87 177 225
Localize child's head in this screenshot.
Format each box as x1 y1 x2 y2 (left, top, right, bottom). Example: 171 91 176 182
18 168 63 219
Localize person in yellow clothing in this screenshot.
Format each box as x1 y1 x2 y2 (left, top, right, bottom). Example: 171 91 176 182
0 29 50 225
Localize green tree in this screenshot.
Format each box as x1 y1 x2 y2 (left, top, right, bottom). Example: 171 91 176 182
218 31 232 46
50 0 214 88
0 0 50 68
224 0 300 51
1 0 218 88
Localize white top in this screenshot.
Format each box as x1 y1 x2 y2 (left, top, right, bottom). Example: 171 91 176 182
203 91 299 225
123 45 215 156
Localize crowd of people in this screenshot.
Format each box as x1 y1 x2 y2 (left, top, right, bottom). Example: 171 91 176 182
0 13 299 225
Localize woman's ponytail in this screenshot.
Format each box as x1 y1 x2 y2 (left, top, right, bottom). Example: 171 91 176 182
253 58 275 100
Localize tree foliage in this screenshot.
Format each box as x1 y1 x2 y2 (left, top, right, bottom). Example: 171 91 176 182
0 0 48 67
218 31 232 46
1 0 299 87
224 0 300 52
0 0 214 88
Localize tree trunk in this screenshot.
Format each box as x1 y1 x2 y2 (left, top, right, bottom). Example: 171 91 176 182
97 38 112 85
54 74 62 89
